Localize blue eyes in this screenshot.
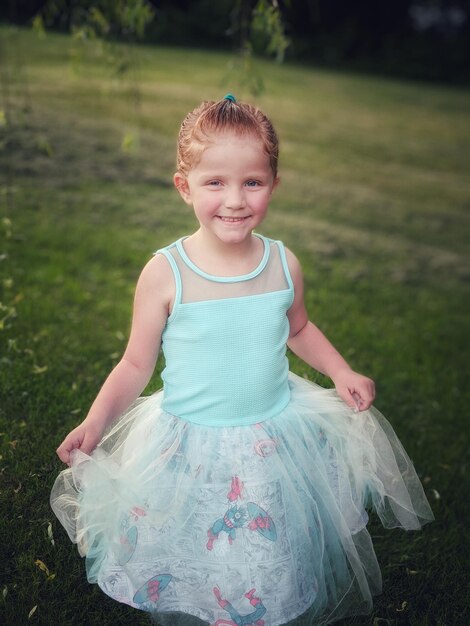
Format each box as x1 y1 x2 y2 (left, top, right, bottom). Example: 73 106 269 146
207 180 261 187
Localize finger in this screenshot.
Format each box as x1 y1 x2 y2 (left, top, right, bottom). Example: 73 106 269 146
56 433 80 464
80 432 98 456
56 442 72 464
338 386 359 410
351 391 362 412
354 385 375 411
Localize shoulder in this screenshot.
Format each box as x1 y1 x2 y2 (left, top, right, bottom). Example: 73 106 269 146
138 252 174 288
266 237 302 278
134 252 175 312
282 245 303 285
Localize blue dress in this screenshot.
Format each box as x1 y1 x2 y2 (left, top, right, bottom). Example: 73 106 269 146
51 235 434 625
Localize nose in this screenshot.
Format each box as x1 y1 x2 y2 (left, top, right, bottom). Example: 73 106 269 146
224 186 246 210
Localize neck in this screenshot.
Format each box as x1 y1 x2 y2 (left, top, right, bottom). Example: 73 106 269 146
185 229 263 275
200 228 256 253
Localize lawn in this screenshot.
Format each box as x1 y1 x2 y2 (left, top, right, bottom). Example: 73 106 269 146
0 25 469 625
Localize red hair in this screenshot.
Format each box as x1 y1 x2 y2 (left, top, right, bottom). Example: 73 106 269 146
176 98 279 177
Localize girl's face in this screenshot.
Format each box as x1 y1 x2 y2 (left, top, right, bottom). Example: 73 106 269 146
174 132 278 246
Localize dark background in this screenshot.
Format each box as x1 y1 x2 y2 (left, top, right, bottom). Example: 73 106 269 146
2 0 470 84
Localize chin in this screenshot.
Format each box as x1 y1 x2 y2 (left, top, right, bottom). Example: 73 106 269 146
212 226 252 241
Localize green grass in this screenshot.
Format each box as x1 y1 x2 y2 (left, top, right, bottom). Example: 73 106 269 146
1 25 469 625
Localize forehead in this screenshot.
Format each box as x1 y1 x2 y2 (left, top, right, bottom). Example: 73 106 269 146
193 131 270 169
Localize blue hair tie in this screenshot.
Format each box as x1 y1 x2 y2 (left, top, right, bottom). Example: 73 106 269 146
223 93 237 103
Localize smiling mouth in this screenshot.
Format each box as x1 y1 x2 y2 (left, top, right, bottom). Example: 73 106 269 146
217 216 250 222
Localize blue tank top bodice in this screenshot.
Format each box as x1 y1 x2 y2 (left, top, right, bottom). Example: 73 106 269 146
156 235 294 426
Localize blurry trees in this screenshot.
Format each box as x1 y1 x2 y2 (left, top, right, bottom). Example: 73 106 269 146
1 0 468 83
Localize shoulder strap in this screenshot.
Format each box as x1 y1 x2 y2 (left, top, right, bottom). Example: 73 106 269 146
154 245 182 319
275 240 294 293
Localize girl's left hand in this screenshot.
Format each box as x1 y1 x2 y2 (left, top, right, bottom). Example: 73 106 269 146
332 368 376 412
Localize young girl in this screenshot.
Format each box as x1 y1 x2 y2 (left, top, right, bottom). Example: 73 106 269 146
51 95 434 626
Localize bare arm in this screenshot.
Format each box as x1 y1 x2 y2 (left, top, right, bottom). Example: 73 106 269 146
286 249 375 411
56 254 174 463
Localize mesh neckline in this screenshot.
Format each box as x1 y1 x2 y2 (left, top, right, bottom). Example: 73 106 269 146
175 234 271 283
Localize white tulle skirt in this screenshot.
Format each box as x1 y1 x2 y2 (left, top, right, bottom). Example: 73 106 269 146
50 373 433 625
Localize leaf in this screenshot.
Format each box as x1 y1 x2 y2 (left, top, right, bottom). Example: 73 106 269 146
2 585 7 599
7 339 19 352
28 605 37 619
32 365 48 375
396 600 408 612
35 559 50 577
121 132 138 154
431 488 441 500
32 14 46 39
35 136 54 158
35 558 56 581
47 522 55 547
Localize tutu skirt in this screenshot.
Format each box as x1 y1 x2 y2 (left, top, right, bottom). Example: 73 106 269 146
51 373 434 625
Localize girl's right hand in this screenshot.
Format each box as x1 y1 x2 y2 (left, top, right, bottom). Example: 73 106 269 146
56 420 105 465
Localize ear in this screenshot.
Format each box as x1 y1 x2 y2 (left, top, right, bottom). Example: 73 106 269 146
173 173 192 205
271 176 280 193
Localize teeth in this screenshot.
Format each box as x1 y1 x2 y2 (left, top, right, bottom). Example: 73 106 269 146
218 216 246 222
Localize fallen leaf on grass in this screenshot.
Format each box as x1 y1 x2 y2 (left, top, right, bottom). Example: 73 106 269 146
47 522 55 547
34 559 56 581
396 600 408 612
32 365 48 375
2 585 7 599
431 488 441 500
28 605 37 619
35 559 49 575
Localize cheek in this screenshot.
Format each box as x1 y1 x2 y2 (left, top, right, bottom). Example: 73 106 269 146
252 192 271 211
